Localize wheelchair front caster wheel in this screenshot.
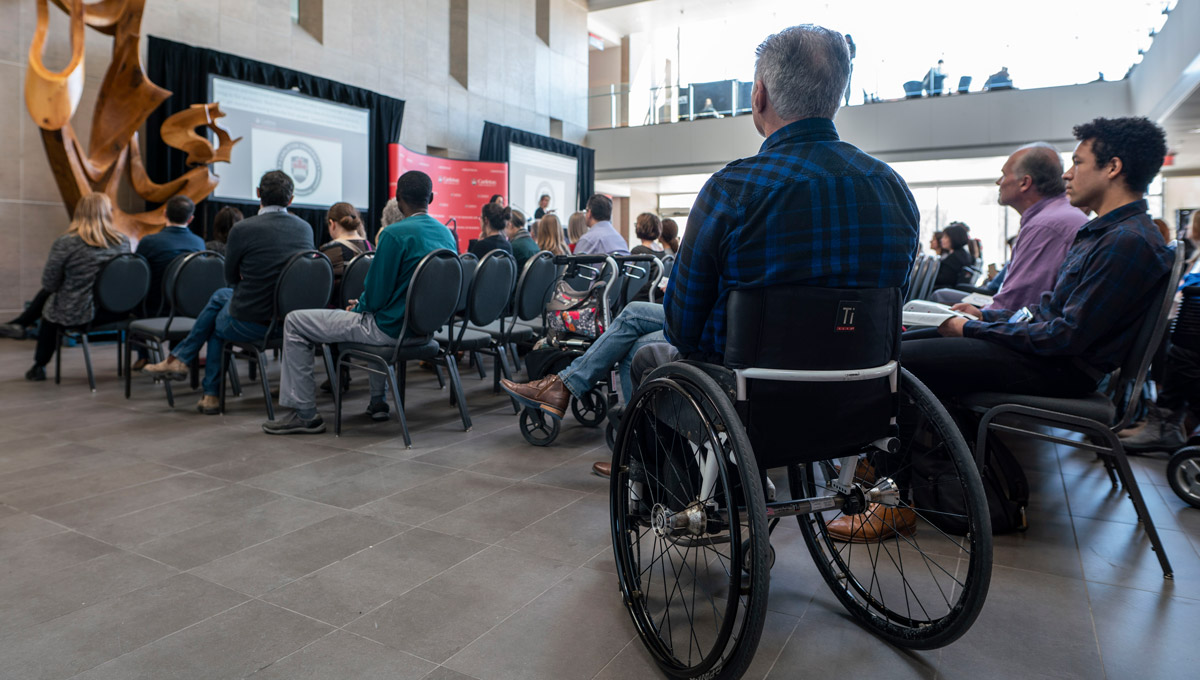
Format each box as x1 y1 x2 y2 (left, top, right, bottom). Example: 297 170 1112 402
520 408 560 446
605 421 616 451
571 388 608 427
1167 445 1200 508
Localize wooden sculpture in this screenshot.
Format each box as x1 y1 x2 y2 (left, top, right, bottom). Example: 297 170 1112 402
26 0 240 236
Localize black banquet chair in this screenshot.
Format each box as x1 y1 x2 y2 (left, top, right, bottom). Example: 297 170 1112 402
333 249 462 447
961 241 1186 579
55 252 151 391
338 251 374 310
219 250 334 419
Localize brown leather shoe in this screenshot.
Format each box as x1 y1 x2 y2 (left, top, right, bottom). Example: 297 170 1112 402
592 461 611 478
144 356 189 380
130 358 149 372
826 504 917 543
196 395 220 415
500 374 570 418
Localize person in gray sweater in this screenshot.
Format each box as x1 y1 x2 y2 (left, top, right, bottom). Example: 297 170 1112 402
23 193 131 381
144 171 314 413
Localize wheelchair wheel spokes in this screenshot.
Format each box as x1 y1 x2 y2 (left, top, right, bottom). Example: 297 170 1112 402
790 369 991 650
611 367 768 680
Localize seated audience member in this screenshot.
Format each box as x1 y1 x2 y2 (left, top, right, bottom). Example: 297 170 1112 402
143 171 314 414
377 198 404 245
929 229 946 256
505 207 539 269
933 222 974 287
489 194 506 207
1152 218 1171 244
659 217 680 257
536 213 569 256
501 25 918 477
137 196 205 319
931 143 1085 309
573 194 629 255
566 211 588 251
319 202 372 286
206 205 243 255
630 213 664 257
263 171 458 434
19 193 131 381
470 202 514 259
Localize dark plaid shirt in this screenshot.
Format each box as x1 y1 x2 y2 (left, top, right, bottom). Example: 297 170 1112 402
966 199 1172 373
663 117 920 357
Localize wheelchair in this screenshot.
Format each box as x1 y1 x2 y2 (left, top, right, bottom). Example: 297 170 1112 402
517 253 664 446
608 286 992 680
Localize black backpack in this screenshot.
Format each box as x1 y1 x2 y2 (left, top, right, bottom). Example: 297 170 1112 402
912 432 1029 535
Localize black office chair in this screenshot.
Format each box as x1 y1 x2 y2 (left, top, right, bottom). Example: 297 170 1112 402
962 241 1185 578
125 250 226 406
333 249 462 447
338 252 375 310
436 250 519 429
219 251 334 419
56 253 151 391
903 80 924 98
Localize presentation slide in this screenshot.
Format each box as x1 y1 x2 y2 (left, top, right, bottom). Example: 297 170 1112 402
209 76 370 209
507 143 578 220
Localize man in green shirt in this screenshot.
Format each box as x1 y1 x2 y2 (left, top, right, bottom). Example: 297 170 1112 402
264 171 457 434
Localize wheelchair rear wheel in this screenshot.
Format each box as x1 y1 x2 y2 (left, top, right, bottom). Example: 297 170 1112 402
610 362 769 680
571 387 608 427
788 368 991 649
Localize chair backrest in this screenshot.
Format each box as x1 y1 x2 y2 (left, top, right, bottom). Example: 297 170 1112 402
338 252 375 310
95 253 151 316
725 285 902 467
398 249 463 339
1113 242 1186 429
275 251 334 325
915 254 939 300
455 252 480 315
903 80 924 98
467 250 518 327
170 250 226 318
957 75 972 93
513 250 557 321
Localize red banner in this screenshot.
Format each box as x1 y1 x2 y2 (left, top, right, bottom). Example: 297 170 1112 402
387 144 508 253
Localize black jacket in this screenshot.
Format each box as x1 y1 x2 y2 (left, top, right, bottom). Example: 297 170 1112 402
224 209 314 323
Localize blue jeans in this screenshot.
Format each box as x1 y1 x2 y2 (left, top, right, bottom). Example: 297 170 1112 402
559 301 666 403
169 288 270 397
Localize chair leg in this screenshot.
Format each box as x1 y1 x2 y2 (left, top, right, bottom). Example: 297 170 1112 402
54 329 63 385
399 361 407 404
387 363 412 448
80 333 95 392
249 359 257 381
228 358 243 397
445 356 472 431
116 331 123 377
189 358 199 390
219 349 229 414
334 360 344 436
434 363 446 389
258 352 274 421
1107 434 1174 578
321 345 335 395
124 334 134 399
472 351 487 379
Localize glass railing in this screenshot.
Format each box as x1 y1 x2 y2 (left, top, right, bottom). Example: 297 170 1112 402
589 80 756 130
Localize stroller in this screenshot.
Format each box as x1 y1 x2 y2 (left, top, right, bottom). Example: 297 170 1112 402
515 253 664 446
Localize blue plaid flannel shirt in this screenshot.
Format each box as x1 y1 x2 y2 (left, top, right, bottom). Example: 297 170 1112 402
663 118 920 358
965 199 1171 373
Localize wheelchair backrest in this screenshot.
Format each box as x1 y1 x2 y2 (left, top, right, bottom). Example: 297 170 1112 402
724 285 902 467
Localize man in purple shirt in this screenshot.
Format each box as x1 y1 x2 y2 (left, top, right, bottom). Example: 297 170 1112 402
572 194 630 255
987 142 1087 311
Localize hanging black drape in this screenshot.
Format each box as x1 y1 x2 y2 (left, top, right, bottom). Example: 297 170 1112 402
145 37 404 244
479 122 595 211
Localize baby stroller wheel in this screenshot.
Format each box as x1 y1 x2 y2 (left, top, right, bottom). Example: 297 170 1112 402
520 408 560 446
1167 445 1200 508
571 388 608 427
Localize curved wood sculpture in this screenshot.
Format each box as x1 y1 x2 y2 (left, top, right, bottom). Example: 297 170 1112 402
27 0 238 236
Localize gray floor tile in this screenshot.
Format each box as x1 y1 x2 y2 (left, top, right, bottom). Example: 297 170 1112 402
243 451 398 495
422 481 585 543
990 507 1083 579
499 492 614 566
1088 581 1200 680
0 531 116 584
262 528 487 626
247 630 437 680
444 569 635 680
75 485 281 548
355 470 515 526
0 511 66 550
1062 468 1184 532
296 460 456 509
419 668 480 680
67 599 333 680
524 450 612 494
937 565 1103 679
0 460 181 510
346 546 575 663
1072 517 1200 597
36 472 226 529
133 496 343 570
190 512 403 595
0 573 247 680
190 441 347 482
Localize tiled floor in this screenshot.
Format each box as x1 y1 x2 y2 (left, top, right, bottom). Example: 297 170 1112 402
0 337 1198 679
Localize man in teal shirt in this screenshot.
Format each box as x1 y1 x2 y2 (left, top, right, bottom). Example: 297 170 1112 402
265 171 457 434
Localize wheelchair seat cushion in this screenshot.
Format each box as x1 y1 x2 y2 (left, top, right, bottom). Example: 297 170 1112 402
961 390 1116 425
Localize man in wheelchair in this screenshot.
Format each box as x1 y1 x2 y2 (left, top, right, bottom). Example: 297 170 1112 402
503 24 919 481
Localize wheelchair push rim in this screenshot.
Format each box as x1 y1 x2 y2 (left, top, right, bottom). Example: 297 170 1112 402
610 364 770 680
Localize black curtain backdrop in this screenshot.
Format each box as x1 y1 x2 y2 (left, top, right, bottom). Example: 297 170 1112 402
145 37 404 245
479 122 594 212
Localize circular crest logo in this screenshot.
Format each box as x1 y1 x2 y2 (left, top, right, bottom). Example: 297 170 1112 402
277 141 323 197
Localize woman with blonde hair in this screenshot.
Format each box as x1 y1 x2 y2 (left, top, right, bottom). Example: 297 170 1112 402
566 211 588 251
535 213 569 256
21 192 130 381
